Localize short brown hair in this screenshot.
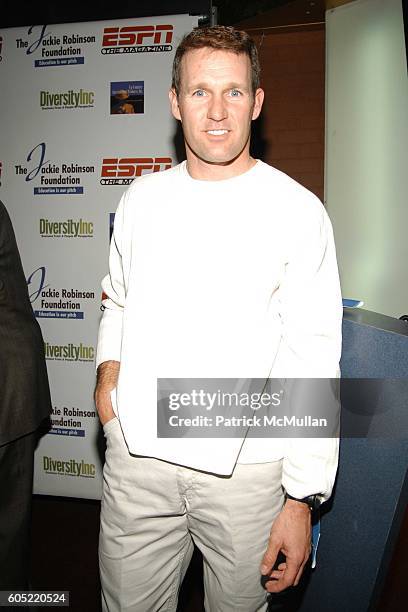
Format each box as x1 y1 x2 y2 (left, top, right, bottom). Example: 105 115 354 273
172 25 261 96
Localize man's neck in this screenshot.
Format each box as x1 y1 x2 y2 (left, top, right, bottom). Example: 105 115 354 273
186 154 257 181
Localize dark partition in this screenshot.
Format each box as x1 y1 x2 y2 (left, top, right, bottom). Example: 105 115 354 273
276 309 408 612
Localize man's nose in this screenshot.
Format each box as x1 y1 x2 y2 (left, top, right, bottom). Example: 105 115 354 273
207 93 228 121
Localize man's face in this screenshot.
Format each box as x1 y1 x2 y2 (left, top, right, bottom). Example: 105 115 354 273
169 48 264 178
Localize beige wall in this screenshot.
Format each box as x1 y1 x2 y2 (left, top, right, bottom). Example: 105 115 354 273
325 0 408 318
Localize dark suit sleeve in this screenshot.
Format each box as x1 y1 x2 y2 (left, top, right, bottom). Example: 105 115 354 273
0 201 52 445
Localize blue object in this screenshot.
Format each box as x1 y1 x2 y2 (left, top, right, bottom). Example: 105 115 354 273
342 298 364 308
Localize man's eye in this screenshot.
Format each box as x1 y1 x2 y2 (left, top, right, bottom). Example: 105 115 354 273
193 89 206 97
230 89 242 97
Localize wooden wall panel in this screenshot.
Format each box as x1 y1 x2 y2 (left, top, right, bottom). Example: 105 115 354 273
250 27 326 201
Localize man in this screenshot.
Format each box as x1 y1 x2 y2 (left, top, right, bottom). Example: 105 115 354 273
0 201 52 591
95 26 342 611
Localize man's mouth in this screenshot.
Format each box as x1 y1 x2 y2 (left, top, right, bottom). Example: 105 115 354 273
206 129 229 136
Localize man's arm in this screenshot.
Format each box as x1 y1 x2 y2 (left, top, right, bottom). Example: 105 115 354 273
95 193 128 424
94 360 120 425
260 196 343 591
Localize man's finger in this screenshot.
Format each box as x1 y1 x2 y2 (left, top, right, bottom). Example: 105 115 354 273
293 543 311 585
266 569 284 580
266 555 301 592
293 558 308 586
260 541 280 575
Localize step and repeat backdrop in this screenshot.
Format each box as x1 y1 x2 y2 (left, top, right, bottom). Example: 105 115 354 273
0 14 198 498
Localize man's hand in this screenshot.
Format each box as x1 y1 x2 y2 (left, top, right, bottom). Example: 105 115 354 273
94 360 120 426
260 498 312 593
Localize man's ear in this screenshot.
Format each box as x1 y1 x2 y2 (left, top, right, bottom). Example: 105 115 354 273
251 88 264 121
169 88 182 121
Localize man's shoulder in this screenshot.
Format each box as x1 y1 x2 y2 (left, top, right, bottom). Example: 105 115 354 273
256 160 326 216
125 161 183 198
257 161 318 197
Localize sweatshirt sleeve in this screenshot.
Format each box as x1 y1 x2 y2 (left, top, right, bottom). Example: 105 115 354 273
271 197 343 502
96 192 127 369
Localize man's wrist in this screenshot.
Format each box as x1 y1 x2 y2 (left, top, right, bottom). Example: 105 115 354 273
284 498 311 516
284 492 322 512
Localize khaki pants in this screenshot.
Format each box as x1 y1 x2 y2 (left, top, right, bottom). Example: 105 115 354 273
100 417 284 612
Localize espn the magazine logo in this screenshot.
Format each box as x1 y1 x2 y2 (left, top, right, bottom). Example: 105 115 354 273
100 157 172 185
101 25 173 54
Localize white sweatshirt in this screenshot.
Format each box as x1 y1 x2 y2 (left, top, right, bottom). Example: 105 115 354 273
96 160 343 500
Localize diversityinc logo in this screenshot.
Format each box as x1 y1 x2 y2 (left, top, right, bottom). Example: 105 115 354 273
40 88 94 110
40 218 93 238
44 342 95 362
42 456 96 478
101 24 173 54
101 157 172 185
